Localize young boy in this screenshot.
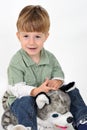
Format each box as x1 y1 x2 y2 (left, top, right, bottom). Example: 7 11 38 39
7 5 87 130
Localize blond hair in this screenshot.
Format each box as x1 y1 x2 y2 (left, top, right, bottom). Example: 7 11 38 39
16 5 50 33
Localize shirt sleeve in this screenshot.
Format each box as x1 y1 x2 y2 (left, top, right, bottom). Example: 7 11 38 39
8 82 36 98
7 65 35 97
51 55 65 81
8 65 24 85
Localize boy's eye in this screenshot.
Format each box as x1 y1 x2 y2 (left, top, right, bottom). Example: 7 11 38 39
24 35 29 38
36 35 41 38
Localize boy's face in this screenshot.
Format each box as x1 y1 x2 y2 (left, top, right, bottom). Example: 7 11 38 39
17 32 49 58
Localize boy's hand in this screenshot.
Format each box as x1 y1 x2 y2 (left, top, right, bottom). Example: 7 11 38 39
31 79 53 96
38 79 52 93
31 79 63 96
47 79 63 90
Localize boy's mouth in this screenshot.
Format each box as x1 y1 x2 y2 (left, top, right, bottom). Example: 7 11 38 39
27 47 37 50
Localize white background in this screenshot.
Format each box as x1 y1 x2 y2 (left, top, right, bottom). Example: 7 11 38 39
0 0 87 129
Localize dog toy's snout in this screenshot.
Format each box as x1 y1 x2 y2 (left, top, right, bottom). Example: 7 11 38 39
67 116 73 123
52 113 59 118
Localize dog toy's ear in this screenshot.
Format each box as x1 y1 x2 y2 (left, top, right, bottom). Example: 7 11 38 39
35 92 50 109
60 82 75 92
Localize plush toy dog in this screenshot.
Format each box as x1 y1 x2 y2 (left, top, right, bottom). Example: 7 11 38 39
1 82 75 130
35 83 75 130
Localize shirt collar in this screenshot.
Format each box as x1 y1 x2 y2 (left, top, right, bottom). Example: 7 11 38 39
21 48 49 67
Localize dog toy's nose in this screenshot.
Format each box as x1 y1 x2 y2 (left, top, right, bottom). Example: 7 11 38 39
67 116 73 123
52 113 59 118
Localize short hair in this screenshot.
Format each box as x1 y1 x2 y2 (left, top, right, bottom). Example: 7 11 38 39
16 5 50 33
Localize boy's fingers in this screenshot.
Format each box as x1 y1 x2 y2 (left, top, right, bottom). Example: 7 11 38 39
44 78 49 85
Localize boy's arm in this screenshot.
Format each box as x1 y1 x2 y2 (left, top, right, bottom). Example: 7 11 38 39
7 66 36 97
47 79 64 90
49 55 65 89
8 82 36 98
50 54 65 81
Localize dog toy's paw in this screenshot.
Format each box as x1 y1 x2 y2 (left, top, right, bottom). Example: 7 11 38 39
36 93 50 109
10 125 31 130
7 124 14 130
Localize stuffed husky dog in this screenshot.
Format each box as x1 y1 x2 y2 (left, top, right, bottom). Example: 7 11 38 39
36 88 74 130
1 82 75 130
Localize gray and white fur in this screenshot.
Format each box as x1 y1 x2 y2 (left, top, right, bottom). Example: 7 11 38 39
1 82 75 130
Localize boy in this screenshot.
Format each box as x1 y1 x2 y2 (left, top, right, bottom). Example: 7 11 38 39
7 5 87 130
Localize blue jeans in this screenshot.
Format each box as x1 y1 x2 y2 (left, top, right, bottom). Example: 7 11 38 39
68 88 87 127
10 96 37 130
10 88 87 130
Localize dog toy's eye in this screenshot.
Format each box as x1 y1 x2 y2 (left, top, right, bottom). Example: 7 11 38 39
52 113 59 118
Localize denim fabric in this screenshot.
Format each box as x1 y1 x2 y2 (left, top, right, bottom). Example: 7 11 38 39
10 96 37 130
68 88 87 127
10 88 87 130
78 124 87 130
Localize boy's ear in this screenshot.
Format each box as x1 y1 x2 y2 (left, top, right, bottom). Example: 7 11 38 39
44 32 49 42
16 32 20 40
46 32 49 39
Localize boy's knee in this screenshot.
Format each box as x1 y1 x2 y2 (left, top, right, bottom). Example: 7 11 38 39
17 96 36 110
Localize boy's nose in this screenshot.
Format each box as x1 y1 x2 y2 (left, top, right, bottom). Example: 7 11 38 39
29 37 35 45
